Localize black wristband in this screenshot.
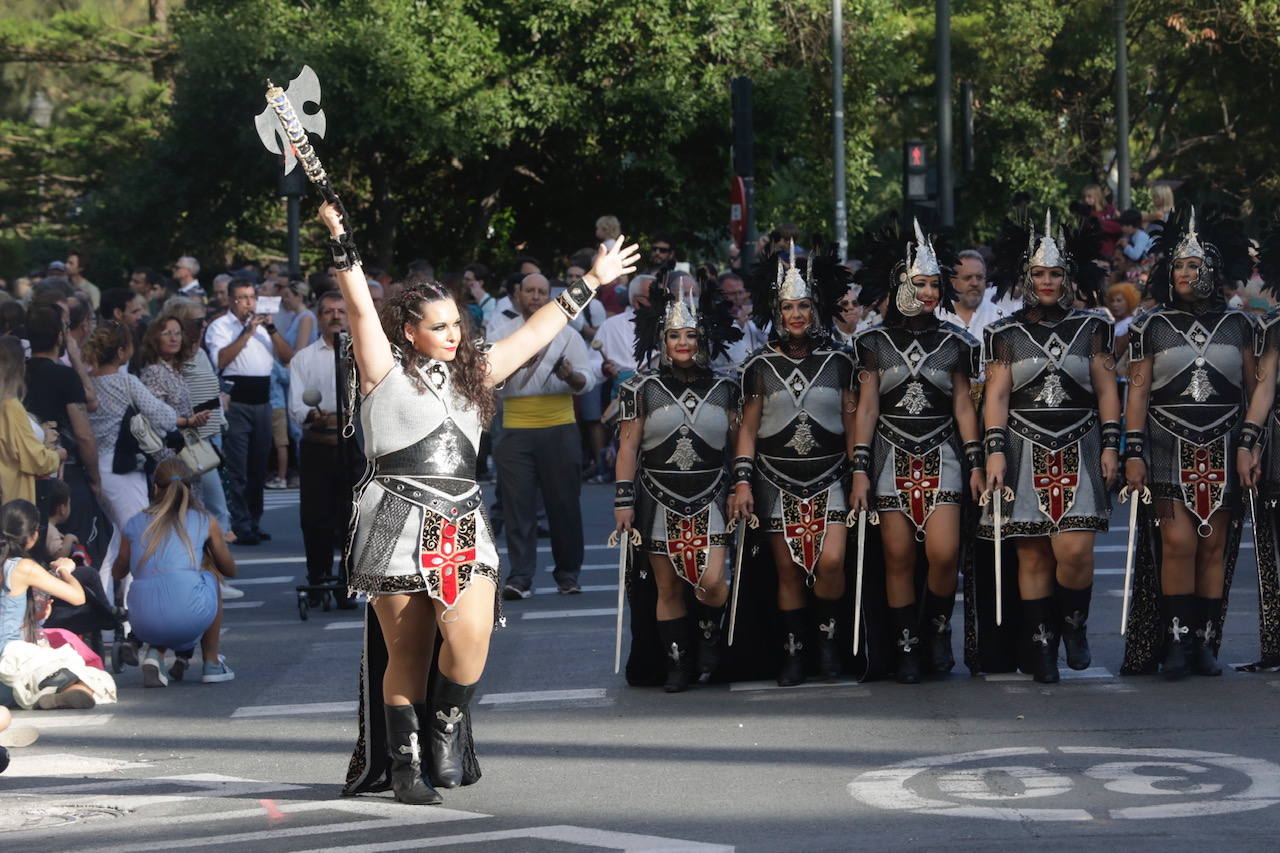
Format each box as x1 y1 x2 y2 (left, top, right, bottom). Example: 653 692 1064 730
984 427 1007 457
614 480 636 509
732 456 754 486
265 323 278 335
328 231 361 271
1239 421 1264 452
963 440 984 469
1100 421 1122 451
851 444 872 474
1123 431 1146 460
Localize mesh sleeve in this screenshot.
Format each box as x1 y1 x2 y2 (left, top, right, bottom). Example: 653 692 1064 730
742 360 766 399
1088 316 1115 359
854 335 878 372
1128 315 1148 362
986 326 1015 365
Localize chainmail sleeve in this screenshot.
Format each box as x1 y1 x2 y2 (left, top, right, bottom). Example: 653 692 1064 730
985 322 1016 365
854 332 878 373
742 358 766 399
1087 314 1115 359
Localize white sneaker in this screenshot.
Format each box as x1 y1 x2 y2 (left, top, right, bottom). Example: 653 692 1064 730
142 647 168 688
220 580 245 600
264 477 289 490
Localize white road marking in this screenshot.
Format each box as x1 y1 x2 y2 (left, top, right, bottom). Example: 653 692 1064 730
534 584 618 595
230 701 357 718
479 688 608 705
290 825 734 853
522 608 615 620
324 620 364 630
729 679 868 693
221 575 293 585
11 713 113 729
499 544 613 554
234 556 306 566
936 766 1075 800
221 601 264 609
3 753 149 777
983 667 1113 681
1096 541 1253 552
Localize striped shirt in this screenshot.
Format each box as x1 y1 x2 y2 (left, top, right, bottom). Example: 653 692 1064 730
180 349 225 440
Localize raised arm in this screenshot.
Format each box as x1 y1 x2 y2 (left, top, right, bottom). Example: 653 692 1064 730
319 202 395 394
486 239 639 385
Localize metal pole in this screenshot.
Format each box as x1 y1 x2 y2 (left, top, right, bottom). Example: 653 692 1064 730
936 0 954 227
1114 0 1131 210
832 0 847 261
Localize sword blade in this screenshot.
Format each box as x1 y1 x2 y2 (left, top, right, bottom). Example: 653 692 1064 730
1120 491 1140 636
853 510 867 656
727 522 747 647
614 538 628 674
1249 487 1263 608
994 496 1004 627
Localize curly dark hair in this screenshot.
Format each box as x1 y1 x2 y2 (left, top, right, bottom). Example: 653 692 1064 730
380 281 496 425
137 311 196 369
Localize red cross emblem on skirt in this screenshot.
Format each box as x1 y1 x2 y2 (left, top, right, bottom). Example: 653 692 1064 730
422 520 477 607
1180 445 1225 525
894 455 937 532
784 499 827 572
666 516 709 585
1033 450 1078 523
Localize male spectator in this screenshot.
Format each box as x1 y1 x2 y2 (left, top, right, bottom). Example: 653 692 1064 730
936 250 1005 379
407 258 436 281
66 299 93 350
513 256 541 276
595 274 654 380
1117 209 1153 263
493 274 598 598
128 267 162 315
99 289 145 329
289 291 358 607
205 278 293 545
830 286 859 346
29 279 98 409
171 256 202 304
64 251 101 311
484 272 525 341
24 305 106 564
367 281 384 316
718 271 767 364
643 236 675 275
209 273 232 319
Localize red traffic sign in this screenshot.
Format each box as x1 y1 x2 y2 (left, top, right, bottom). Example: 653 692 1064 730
730 176 747 245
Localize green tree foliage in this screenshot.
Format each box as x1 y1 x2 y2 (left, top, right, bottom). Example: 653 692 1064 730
2 0 1280 281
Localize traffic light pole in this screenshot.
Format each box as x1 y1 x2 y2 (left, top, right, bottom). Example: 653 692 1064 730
1114 0 1130 210
732 76 757 272
936 0 954 227
832 0 847 261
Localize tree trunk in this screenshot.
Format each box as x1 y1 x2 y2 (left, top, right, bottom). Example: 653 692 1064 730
149 0 174 86
369 152 399 272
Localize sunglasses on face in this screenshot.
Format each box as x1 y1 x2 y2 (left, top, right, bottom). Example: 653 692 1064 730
652 246 672 254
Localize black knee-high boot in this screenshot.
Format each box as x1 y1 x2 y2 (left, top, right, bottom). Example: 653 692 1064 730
384 704 443 805
891 605 922 684
425 674 477 789
1023 597 1060 683
921 590 956 675
813 597 842 680
777 608 808 687
1160 594 1197 680
1057 584 1092 671
691 601 725 676
1192 596 1224 676
656 616 693 693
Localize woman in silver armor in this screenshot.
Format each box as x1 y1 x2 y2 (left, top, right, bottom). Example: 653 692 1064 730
732 247 856 687
613 276 742 692
1122 204 1254 679
981 212 1119 684
849 220 984 684
319 202 638 804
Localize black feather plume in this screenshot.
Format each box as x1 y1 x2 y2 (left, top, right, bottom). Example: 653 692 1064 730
631 280 674 367
1259 216 1280 299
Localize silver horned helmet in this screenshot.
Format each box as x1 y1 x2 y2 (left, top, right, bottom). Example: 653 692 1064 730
774 242 819 339
1172 206 1215 298
660 275 707 366
895 219 940 317
1022 210 1073 306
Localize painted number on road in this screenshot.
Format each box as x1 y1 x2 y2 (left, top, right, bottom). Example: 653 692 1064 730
848 746 1280 821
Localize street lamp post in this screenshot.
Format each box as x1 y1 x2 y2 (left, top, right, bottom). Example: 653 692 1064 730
832 0 847 261
936 0 954 227
1114 0 1131 210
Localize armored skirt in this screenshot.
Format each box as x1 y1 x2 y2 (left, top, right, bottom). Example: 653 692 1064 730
855 322 979 537
345 360 493 796
741 346 855 576
977 309 1113 538
619 370 739 589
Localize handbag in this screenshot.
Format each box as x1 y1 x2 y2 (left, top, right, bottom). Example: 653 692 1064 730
112 405 144 474
177 428 222 475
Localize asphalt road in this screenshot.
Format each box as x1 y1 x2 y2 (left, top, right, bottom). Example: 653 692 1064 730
4 483 1280 852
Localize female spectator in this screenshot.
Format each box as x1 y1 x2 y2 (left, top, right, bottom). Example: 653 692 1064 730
1083 183 1123 259
83 322 177 593
1145 184 1175 226
112 458 236 686
0 499 115 710
0 335 63 504
0 302 24 337
1107 282 1141 365
137 313 214 462
163 298 232 542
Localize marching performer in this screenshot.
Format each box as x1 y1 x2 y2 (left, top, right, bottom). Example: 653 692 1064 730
1121 204 1254 679
614 276 742 692
732 247 856 686
981 212 1118 684
320 203 639 803
850 220 984 684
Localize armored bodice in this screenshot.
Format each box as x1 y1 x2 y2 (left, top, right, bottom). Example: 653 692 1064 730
360 361 482 481
618 370 738 474
741 346 854 460
1130 307 1252 444
987 308 1111 450
855 321 978 454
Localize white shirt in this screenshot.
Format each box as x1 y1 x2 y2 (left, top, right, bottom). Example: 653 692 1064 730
205 312 276 377
493 320 598 398
937 298 1005 381
287 336 338 429
595 307 637 371
484 296 520 341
